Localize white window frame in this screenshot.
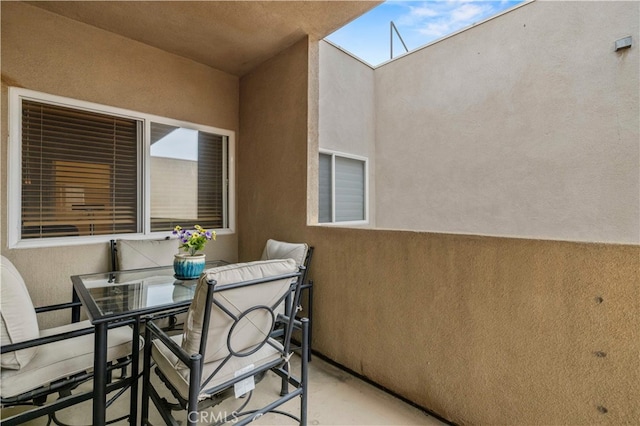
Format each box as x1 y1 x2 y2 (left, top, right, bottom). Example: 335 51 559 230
319 149 369 225
7 87 236 249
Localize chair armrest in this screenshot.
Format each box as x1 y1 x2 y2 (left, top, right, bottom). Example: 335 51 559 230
0 318 136 354
146 320 194 366
0 325 95 354
34 301 82 314
277 313 305 328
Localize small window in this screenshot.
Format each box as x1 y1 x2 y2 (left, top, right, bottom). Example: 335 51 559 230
8 88 235 247
319 151 367 224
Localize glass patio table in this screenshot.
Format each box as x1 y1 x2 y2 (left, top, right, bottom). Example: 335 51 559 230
70 260 228 426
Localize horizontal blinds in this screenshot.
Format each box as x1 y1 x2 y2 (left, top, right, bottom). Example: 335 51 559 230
150 123 225 232
334 156 365 222
21 100 139 239
197 131 224 229
318 153 332 223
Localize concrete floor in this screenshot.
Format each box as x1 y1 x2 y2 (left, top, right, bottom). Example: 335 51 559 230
2 356 447 425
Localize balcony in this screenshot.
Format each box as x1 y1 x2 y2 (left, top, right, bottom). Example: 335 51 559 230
1 1 638 425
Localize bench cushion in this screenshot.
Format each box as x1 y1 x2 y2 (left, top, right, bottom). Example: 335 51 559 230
0 256 40 370
1 321 137 398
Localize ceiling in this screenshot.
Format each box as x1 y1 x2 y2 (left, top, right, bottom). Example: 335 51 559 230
27 1 381 76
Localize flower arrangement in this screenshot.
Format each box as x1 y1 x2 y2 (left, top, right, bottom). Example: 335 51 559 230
173 225 216 256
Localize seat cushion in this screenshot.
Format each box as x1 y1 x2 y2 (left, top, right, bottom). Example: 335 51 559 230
152 334 282 401
0 256 40 370
116 238 177 270
181 259 298 365
261 239 309 267
0 321 138 398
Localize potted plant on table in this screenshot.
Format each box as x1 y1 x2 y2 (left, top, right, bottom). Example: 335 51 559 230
172 225 216 279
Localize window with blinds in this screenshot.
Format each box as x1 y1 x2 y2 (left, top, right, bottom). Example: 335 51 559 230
149 122 226 232
21 100 139 239
319 151 367 223
9 88 234 247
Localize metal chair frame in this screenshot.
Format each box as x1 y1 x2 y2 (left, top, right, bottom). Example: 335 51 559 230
141 267 309 426
273 246 314 361
0 302 136 426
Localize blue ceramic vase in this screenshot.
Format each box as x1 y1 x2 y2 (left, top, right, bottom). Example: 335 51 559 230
173 254 206 280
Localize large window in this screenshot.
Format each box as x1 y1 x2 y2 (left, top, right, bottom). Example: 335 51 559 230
8 88 234 247
319 151 367 224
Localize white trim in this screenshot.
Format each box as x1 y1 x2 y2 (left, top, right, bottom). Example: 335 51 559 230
318 149 369 225
142 119 151 234
7 88 23 249
7 87 236 249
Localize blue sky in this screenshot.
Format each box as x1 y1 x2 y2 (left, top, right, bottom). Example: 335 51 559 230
325 0 525 66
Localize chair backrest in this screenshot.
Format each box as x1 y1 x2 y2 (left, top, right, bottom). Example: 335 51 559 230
112 238 177 271
181 259 300 364
261 238 313 283
0 256 40 370
261 239 308 266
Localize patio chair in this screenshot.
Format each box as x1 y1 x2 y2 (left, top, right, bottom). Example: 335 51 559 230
261 239 314 359
0 255 139 426
111 237 177 271
141 259 309 426
111 238 184 331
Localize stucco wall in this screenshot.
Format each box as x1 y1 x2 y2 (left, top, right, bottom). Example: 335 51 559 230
319 1 639 244
374 1 639 244
238 38 312 255
241 5 640 425
0 2 239 327
305 227 639 425
318 41 376 226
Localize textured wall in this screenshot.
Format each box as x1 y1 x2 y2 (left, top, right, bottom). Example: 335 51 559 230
239 9 640 425
0 2 239 327
372 1 638 244
305 227 639 425
318 41 376 226
238 38 311 257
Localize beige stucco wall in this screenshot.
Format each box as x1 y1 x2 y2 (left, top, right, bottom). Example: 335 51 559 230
318 41 376 226
0 2 239 327
240 5 640 425
374 1 639 244
238 38 312 255
1 2 638 425
320 1 639 245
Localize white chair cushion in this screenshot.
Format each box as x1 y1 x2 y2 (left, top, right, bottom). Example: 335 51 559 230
260 240 308 316
116 238 177 270
152 334 282 401
260 239 308 267
0 256 40 370
181 259 298 365
0 321 138 398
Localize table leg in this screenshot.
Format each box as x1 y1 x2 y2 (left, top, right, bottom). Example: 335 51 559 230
72 287 81 323
93 322 108 426
129 319 140 426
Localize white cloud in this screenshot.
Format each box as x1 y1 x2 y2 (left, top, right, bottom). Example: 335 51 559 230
399 1 497 39
418 21 455 38
451 3 492 23
410 5 439 18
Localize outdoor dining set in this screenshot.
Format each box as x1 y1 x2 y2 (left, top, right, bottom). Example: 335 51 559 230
1 238 314 426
